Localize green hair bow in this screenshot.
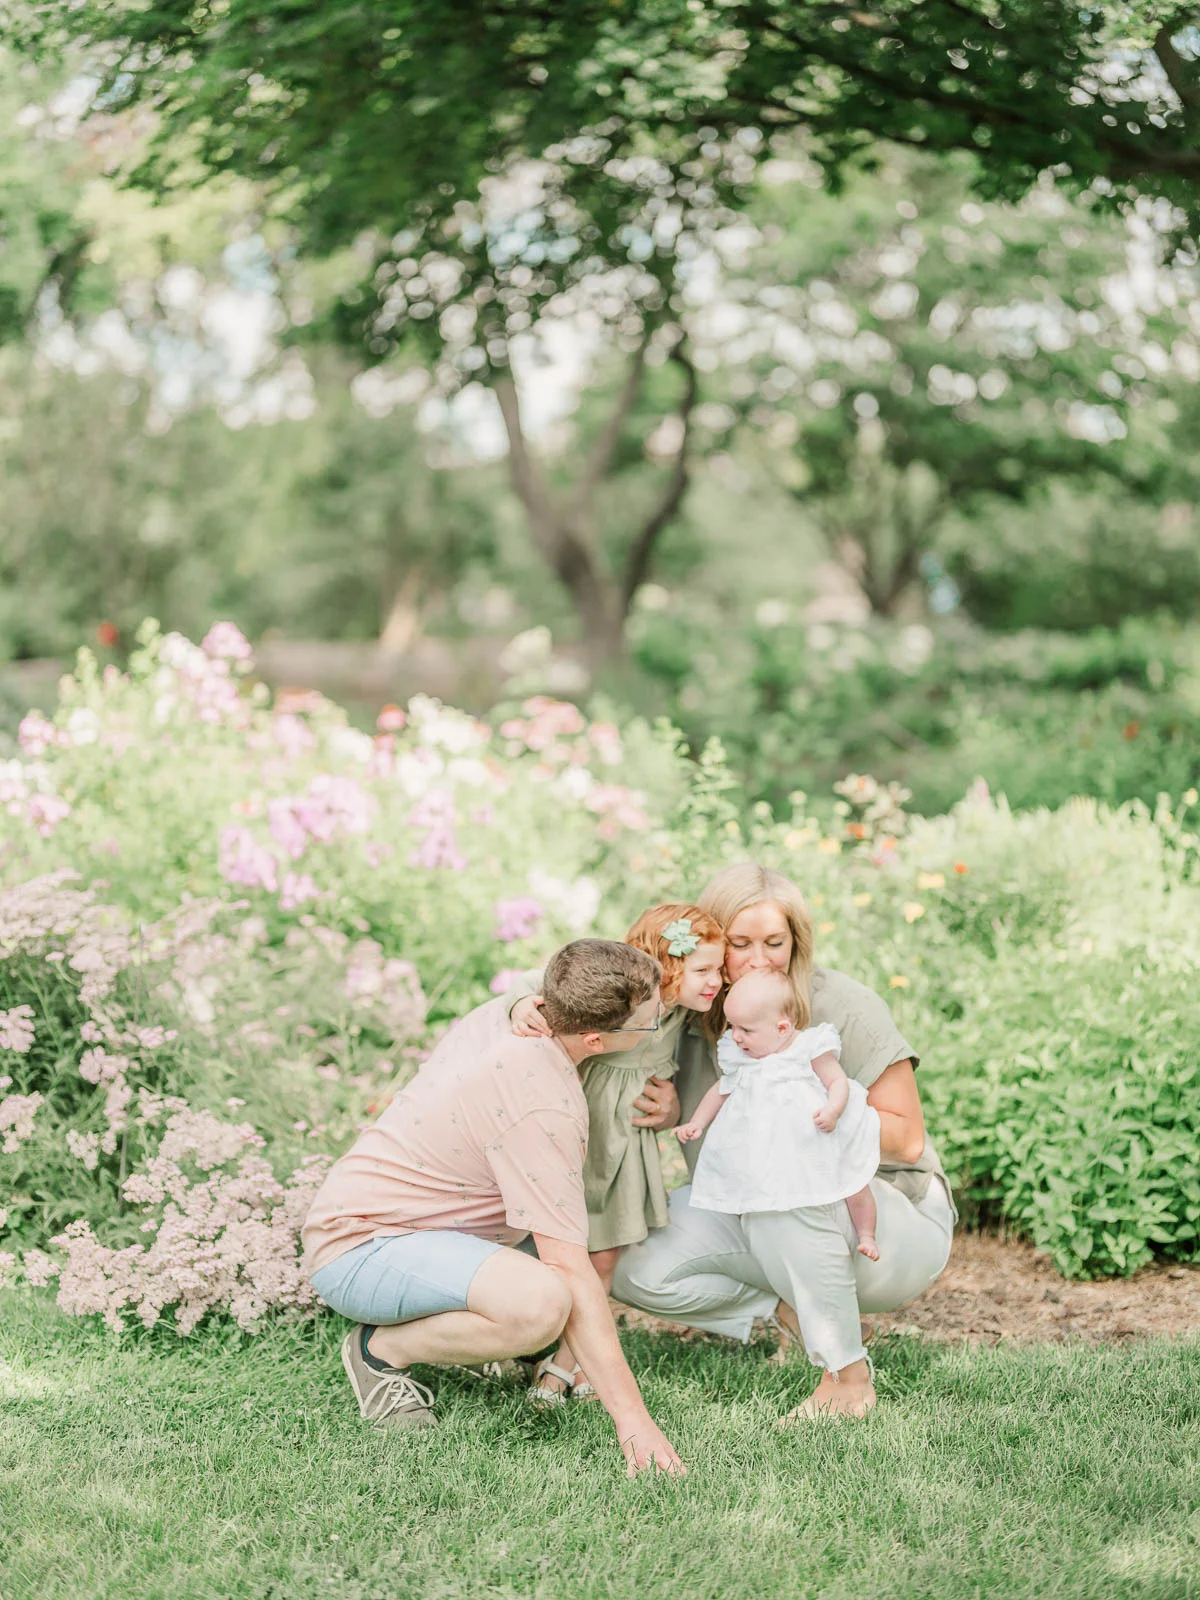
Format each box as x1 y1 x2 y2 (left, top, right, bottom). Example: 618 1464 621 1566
663 918 700 958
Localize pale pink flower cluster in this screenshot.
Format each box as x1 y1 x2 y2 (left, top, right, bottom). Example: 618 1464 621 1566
0 875 132 1007
586 783 651 839
269 774 375 855
0 758 72 837
78 1047 134 1153
201 621 255 665
344 939 428 1037
407 787 468 871
0 1005 36 1054
155 632 249 727
489 967 527 996
50 1132 330 1333
0 1089 43 1153
500 698 624 768
408 695 488 754
279 872 320 911
219 825 279 892
221 776 375 905
66 1129 101 1169
17 711 62 756
271 712 317 760
494 897 544 943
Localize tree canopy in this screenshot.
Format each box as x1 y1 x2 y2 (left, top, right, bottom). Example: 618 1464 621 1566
17 2 1200 255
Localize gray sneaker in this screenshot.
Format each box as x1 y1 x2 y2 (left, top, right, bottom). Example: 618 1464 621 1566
340 1327 437 1430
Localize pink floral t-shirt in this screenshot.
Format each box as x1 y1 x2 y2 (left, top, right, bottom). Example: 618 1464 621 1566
301 997 589 1276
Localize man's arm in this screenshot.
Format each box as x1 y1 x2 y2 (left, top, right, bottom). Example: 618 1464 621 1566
866 1058 926 1165
532 1234 684 1477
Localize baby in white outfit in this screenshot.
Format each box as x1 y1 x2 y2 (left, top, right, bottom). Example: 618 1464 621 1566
676 970 881 1259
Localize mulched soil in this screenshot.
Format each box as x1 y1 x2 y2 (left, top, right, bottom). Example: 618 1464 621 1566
615 1232 1200 1346
870 1232 1200 1345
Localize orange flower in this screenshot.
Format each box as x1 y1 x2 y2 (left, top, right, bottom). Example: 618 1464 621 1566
96 621 119 648
953 862 969 875
846 822 867 840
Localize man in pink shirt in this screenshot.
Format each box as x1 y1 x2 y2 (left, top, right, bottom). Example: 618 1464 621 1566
302 938 683 1476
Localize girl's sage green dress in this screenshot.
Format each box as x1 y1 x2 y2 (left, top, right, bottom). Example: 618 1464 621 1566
503 970 684 1252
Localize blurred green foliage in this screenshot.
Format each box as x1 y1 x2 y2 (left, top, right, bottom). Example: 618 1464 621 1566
628 612 1200 817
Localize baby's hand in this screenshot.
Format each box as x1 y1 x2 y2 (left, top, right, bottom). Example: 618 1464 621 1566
511 996 552 1038
675 1122 703 1144
812 1106 840 1133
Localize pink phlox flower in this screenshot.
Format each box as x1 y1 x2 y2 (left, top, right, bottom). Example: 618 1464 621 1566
586 784 650 836
27 793 72 837
271 713 315 759
518 697 586 749
17 711 60 757
0 1251 18 1290
587 721 624 765
344 940 428 1034
219 826 279 892
377 705 407 732
489 968 527 996
279 873 320 912
267 798 309 861
292 773 375 842
0 1005 36 1054
362 840 395 869
201 621 254 666
406 786 456 829
409 826 468 872
494 897 544 943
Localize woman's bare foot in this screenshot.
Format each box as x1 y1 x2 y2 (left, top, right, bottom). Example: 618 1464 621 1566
857 1236 880 1261
777 1358 876 1426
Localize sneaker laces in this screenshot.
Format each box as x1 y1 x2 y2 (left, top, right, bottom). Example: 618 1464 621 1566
363 1368 435 1423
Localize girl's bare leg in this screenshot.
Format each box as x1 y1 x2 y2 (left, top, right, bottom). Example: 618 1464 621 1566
531 1246 622 1397
844 1186 880 1260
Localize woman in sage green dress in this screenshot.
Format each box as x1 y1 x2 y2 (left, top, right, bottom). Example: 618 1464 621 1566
504 902 726 1400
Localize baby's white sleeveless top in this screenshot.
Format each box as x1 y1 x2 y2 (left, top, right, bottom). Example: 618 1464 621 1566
689 1023 880 1214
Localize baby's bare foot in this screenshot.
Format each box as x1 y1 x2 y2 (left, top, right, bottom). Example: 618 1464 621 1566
857 1237 880 1261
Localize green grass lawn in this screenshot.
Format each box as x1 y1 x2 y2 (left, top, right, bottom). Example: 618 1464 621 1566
2 1291 1198 1600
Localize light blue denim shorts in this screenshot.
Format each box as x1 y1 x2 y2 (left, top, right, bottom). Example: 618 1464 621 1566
310 1231 503 1325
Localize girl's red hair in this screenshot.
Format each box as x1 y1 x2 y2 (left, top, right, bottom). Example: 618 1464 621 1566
624 902 725 1006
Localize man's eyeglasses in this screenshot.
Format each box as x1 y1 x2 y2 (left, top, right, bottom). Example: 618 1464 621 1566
610 1003 662 1034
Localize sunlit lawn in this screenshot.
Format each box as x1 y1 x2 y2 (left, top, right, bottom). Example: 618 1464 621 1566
2 1290 1198 1600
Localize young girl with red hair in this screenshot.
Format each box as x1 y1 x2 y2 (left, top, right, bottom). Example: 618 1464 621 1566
504 902 725 1400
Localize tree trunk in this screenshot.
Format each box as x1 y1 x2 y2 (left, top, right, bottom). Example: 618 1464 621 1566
490 337 698 677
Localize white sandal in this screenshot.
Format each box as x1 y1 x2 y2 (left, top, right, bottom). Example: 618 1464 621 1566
528 1357 594 1405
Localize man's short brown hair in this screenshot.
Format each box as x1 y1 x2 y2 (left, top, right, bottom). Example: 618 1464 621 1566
540 939 661 1035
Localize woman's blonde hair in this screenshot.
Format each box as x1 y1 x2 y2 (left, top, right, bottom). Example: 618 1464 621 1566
697 862 816 1033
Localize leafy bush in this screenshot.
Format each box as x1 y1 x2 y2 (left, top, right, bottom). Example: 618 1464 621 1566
1 623 1198 1332
628 611 1200 818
